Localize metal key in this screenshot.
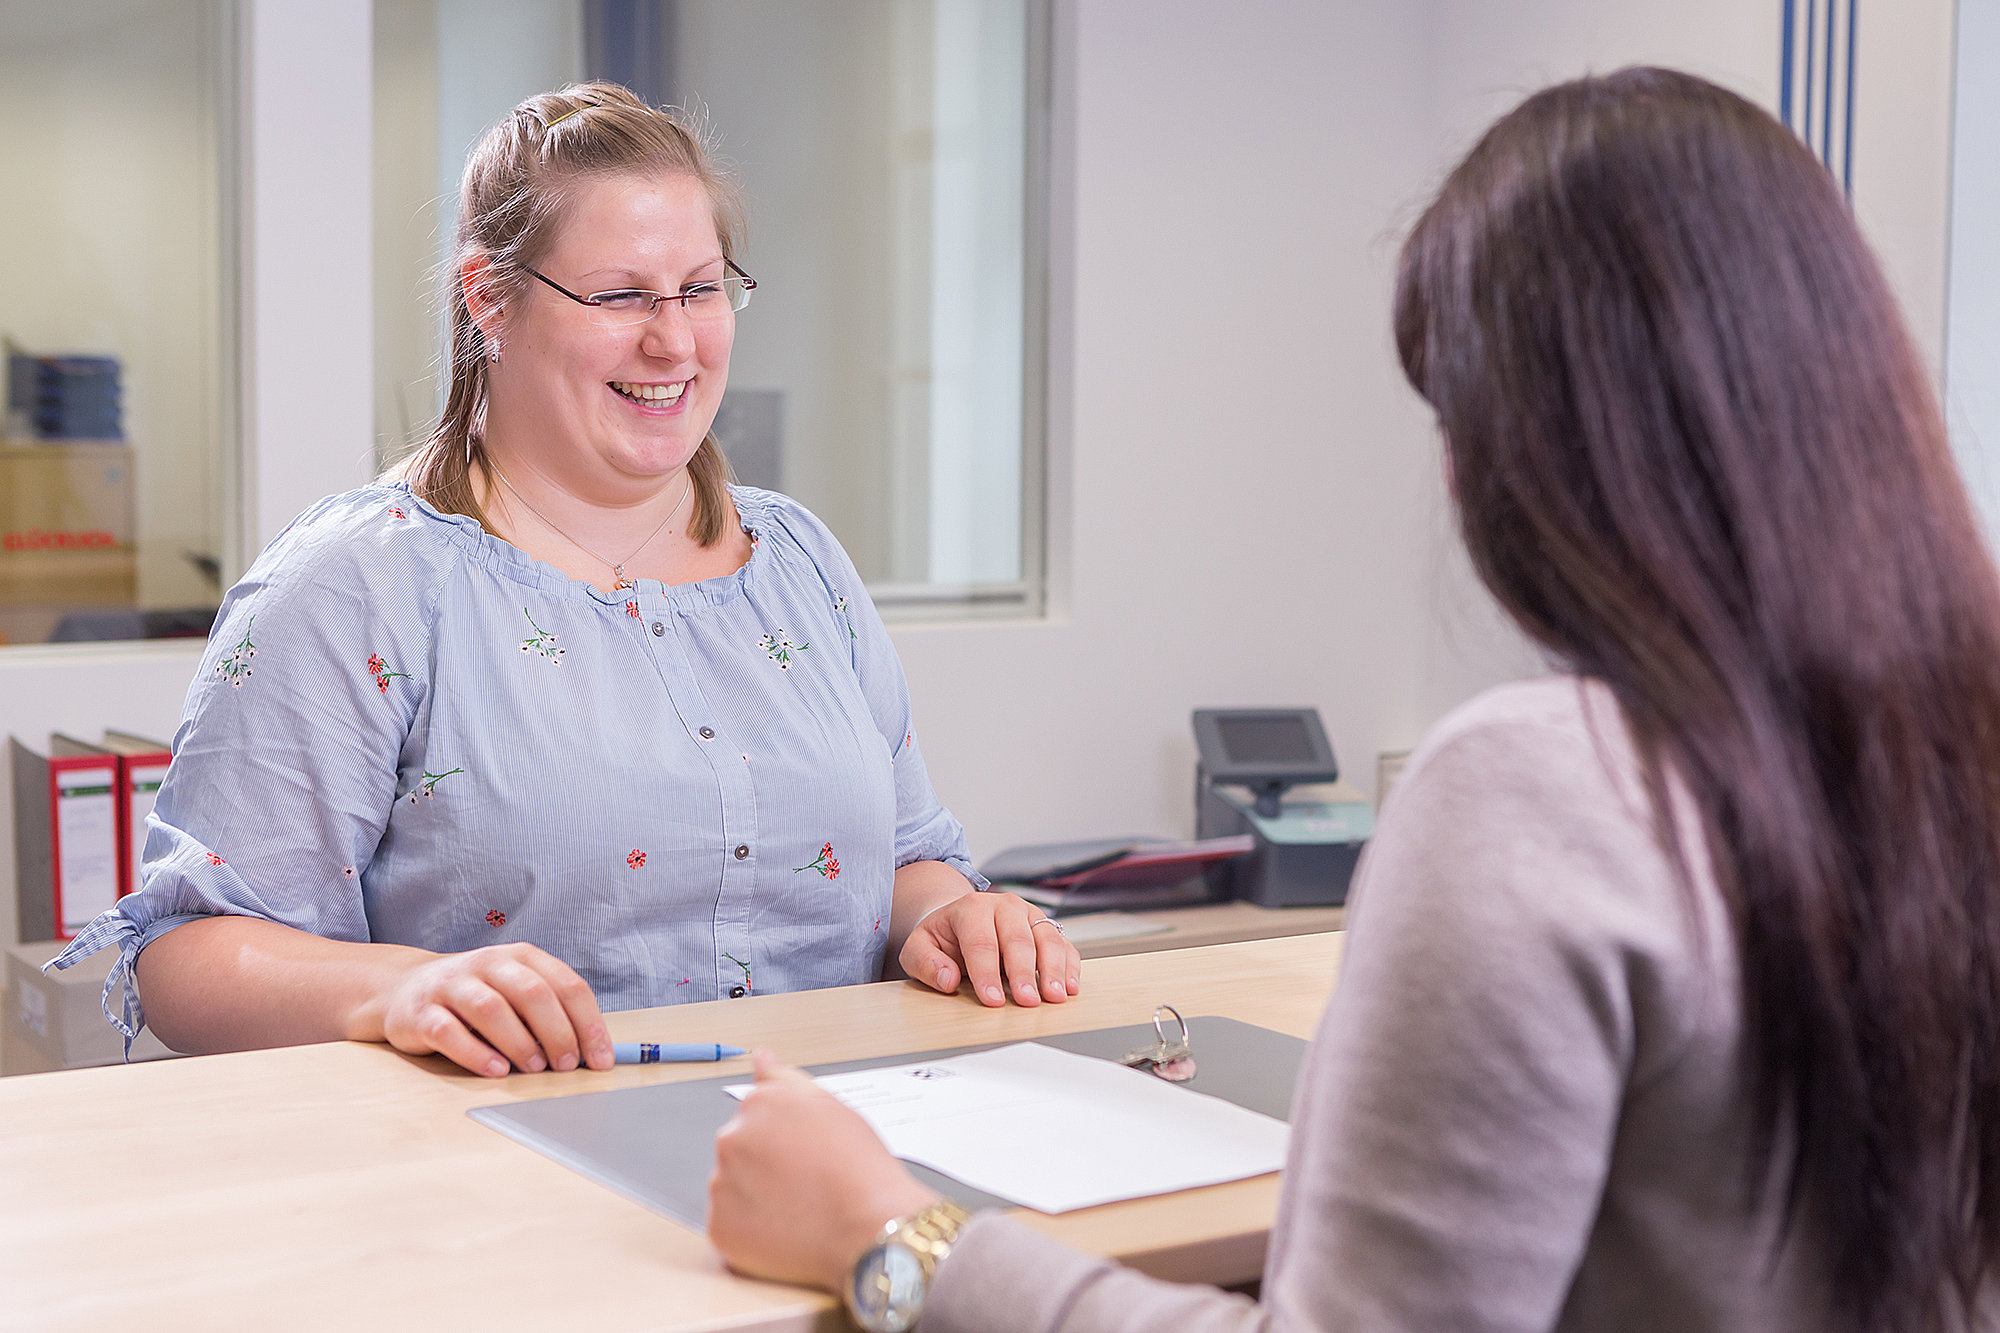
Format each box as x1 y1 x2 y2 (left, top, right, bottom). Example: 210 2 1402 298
1121 1004 1197 1082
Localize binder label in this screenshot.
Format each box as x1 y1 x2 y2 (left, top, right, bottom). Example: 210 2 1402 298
55 763 118 933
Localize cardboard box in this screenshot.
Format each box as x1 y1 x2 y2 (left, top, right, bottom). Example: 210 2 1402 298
0 442 137 607
3 940 177 1075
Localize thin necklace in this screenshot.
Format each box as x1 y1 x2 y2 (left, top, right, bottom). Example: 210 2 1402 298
488 463 693 591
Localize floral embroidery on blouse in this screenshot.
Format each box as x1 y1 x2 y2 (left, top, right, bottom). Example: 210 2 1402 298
216 618 256 687
408 767 464 804
624 600 640 619
387 506 406 520
519 609 565 663
723 951 753 994
627 849 647 869
205 852 225 866
834 594 857 640
48 483 986 1029
758 630 809 669
486 909 506 927
795 842 840 879
367 653 411 695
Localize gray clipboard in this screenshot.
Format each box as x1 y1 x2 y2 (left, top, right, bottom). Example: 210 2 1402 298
469 1015 1308 1228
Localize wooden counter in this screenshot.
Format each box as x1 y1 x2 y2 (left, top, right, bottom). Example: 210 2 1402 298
0 932 1342 1331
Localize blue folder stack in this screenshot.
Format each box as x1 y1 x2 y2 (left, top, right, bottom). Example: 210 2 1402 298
6 354 123 440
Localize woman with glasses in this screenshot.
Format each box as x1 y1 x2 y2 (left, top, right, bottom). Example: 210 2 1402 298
707 69 2000 1333
49 83 1079 1078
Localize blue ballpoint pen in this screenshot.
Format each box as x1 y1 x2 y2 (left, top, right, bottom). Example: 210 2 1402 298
612 1041 748 1065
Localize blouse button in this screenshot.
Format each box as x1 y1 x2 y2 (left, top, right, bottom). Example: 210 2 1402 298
733 844 750 860
651 622 666 637
699 727 715 740
728 985 748 999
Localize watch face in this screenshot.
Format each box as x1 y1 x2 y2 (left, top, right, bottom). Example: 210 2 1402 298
849 1243 927 1333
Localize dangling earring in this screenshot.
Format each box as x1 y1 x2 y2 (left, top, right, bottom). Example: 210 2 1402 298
487 339 501 366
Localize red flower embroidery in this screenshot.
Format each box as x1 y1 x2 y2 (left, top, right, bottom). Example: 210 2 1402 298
205 852 225 866
486 909 506 927
368 654 410 695
627 850 647 869
342 865 357 879
795 841 839 879
625 600 640 619
388 507 406 520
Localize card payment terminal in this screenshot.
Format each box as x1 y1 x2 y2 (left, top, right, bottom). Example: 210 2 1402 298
1193 707 1373 907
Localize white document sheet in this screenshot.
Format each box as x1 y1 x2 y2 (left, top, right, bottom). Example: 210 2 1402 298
726 1041 1290 1213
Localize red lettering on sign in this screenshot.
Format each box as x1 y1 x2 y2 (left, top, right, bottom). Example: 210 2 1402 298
0 529 116 551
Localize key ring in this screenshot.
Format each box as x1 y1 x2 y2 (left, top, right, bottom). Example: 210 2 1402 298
1152 1004 1189 1053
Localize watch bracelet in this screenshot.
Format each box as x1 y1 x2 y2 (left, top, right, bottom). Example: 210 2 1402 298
880 1198 974 1280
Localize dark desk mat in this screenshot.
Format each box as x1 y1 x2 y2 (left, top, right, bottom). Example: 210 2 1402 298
469 1016 1308 1228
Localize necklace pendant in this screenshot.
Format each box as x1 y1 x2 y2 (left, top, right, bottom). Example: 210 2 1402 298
612 565 632 591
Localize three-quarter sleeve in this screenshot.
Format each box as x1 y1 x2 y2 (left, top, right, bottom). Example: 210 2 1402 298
45 493 445 1041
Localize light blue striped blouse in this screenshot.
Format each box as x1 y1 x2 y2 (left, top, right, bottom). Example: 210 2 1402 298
50 481 983 1042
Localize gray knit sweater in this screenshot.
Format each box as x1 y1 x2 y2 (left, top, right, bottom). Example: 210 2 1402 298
921 676 1845 1332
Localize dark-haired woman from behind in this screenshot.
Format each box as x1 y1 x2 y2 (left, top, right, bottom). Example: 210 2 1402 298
703 66 2000 1333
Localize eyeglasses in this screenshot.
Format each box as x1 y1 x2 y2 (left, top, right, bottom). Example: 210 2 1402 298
524 258 758 327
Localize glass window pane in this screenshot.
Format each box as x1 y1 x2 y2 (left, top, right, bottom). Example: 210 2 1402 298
0 0 234 646
373 0 584 464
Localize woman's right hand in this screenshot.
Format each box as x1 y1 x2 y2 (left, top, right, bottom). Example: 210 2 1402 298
376 942 614 1077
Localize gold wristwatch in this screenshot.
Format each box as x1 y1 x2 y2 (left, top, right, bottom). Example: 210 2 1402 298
844 1199 972 1333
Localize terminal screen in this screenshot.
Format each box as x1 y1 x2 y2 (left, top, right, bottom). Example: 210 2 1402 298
1218 716 1315 763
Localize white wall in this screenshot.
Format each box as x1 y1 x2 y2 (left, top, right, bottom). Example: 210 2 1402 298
0 0 1963 944
895 0 1960 865
1949 0 2000 539
892 0 1538 861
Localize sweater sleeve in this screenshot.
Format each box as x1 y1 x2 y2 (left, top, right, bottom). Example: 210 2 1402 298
921 686 1663 1332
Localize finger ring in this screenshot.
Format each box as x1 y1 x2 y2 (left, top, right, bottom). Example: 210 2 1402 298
1030 916 1067 936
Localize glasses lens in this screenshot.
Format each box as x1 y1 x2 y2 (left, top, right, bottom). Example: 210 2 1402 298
579 280 748 325
588 291 659 327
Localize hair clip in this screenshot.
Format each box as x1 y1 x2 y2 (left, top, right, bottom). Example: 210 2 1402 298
545 105 588 130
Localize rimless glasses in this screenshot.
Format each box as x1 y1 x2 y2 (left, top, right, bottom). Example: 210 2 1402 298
524 258 757 327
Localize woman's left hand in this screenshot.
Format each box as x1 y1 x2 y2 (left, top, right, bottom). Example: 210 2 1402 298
900 890 1082 1007
710 1049 939 1290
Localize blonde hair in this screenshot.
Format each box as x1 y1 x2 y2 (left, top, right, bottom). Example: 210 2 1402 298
402 82 742 545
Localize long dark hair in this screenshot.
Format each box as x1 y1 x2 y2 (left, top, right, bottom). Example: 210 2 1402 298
1396 67 2000 1329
